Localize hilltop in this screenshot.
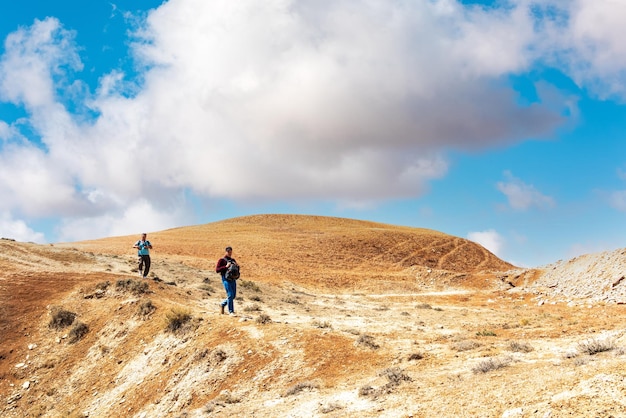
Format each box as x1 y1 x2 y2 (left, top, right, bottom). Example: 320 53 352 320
1 215 626 417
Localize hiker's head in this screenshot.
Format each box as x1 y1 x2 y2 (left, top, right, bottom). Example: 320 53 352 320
141 233 147 239
225 246 232 255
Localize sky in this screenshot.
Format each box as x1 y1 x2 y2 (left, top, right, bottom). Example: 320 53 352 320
1 0 625 268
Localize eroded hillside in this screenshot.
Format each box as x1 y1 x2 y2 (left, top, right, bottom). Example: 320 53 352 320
2 215 626 418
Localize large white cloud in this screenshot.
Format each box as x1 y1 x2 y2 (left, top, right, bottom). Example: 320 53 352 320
0 0 624 241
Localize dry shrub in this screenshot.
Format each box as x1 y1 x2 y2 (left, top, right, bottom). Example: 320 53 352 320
312 320 332 329
320 401 344 414
451 339 481 352
408 352 424 361
256 314 272 324
165 308 192 333
357 334 380 350
243 303 262 312
359 367 412 399
508 340 534 353
116 279 149 295
577 337 616 355
211 348 228 364
137 299 156 318
68 322 89 343
48 309 76 330
416 303 432 309
283 381 319 397
472 356 511 374
240 280 260 292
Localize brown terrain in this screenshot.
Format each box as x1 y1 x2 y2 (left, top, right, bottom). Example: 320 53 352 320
1 214 626 417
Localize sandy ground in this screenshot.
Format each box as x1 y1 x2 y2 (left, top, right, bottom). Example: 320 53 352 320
1 215 626 417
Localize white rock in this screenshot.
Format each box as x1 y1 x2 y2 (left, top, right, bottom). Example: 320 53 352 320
28 343 37 350
22 381 30 389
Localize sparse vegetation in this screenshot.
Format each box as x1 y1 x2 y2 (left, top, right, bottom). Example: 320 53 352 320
256 313 272 324
282 296 300 304
211 349 228 363
357 334 380 350
249 294 262 302
68 322 89 343
452 340 481 352
243 303 262 312
312 319 332 329
165 308 192 333
283 381 319 397
472 356 511 374
476 330 497 337
240 280 261 292
359 367 412 399
116 278 149 295
508 340 534 353
416 303 432 309
48 308 76 330
320 401 344 414
137 299 156 317
408 352 424 360
577 337 616 355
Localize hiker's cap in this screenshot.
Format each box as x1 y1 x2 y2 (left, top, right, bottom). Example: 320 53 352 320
225 246 232 251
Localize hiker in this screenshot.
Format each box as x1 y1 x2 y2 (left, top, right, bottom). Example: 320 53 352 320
133 233 153 278
216 246 238 315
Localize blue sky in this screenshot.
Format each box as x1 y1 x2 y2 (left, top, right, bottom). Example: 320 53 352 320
1 0 625 267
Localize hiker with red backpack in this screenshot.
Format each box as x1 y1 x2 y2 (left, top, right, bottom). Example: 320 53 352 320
216 246 239 316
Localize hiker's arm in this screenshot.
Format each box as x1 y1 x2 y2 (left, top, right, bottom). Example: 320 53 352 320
216 258 228 273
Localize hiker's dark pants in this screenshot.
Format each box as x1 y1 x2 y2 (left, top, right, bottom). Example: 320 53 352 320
138 255 151 277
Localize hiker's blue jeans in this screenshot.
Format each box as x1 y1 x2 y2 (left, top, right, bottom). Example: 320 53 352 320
221 276 237 313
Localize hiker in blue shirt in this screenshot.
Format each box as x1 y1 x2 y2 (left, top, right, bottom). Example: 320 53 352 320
133 233 153 278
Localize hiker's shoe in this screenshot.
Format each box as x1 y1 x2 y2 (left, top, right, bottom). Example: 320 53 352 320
228 312 236 316
220 304 225 315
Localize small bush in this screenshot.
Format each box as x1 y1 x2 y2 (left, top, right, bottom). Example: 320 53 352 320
68 322 89 343
243 304 262 312
282 296 300 305
256 314 272 324
165 308 192 333
249 295 262 302
320 401 344 414
240 280 260 292
476 330 497 337
408 352 424 361
452 340 481 352
312 320 332 329
48 309 76 330
357 334 380 350
380 367 412 385
212 349 228 363
215 390 240 404
116 279 149 295
472 357 511 374
283 381 319 397
416 303 432 309
95 281 110 291
577 337 615 355
508 341 534 353
137 299 156 317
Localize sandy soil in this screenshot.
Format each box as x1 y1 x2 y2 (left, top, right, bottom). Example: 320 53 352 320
1 215 626 418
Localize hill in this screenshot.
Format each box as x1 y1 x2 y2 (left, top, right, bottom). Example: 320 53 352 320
1 215 626 417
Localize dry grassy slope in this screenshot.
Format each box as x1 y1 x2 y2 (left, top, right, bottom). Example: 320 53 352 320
70 214 514 291
2 216 626 418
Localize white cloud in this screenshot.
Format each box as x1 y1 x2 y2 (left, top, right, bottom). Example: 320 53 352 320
1 0 625 240
467 229 504 257
0 211 45 243
551 0 626 100
497 171 556 211
56 199 190 242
